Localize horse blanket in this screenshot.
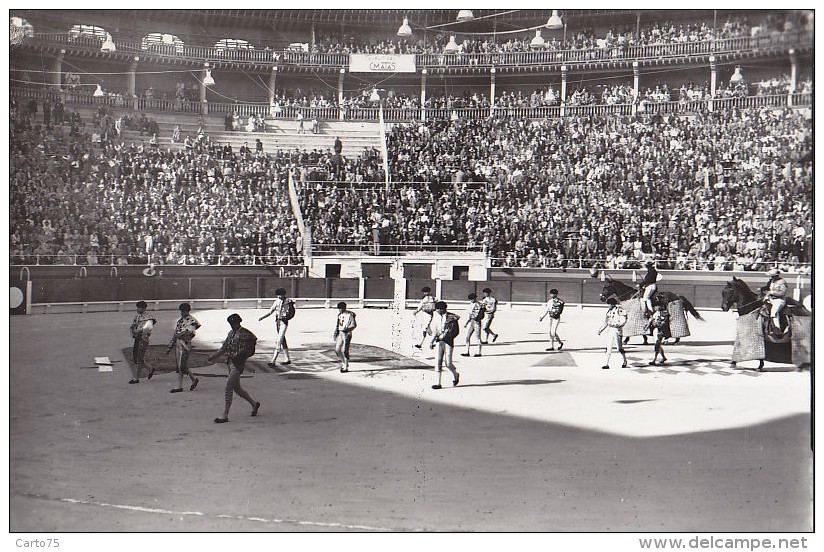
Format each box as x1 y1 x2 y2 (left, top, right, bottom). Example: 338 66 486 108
621 298 648 337
791 316 812 366
732 310 766 363
667 299 690 339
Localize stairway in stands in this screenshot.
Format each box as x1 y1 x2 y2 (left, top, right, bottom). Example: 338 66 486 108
73 107 383 159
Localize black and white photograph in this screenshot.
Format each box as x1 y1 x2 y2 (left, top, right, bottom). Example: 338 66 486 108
6 3 815 548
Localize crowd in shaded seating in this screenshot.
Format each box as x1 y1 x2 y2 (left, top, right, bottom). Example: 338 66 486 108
264 75 814 118
309 13 808 57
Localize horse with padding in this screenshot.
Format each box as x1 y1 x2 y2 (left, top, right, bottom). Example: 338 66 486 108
599 275 703 344
720 277 811 371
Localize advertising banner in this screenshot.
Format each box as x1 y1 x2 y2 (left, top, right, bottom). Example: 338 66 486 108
349 54 416 73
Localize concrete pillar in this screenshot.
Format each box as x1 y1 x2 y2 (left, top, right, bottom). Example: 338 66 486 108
708 55 716 112
420 68 427 122
632 61 640 116
54 49 64 88
788 48 797 106
128 57 138 110
560 65 568 117
338 68 345 120
490 66 496 113
269 66 277 105
200 64 209 115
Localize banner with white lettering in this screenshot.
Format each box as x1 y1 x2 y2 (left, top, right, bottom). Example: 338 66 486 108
349 54 416 73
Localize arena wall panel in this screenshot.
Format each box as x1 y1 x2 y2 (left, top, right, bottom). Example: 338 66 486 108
405 279 437 299
543 282 584 303
510 281 546 303
581 281 608 304
656 283 696 304
117 278 155 302
189 278 224 299
153 278 191 300
32 280 83 304
224 277 258 299
329 278 360 298
441 280 476 302
476 281 511 302
694 284 723 309
297 278 329 299
259 278 297 298
22 270 811 312
363 278 394 300
83 279 119 302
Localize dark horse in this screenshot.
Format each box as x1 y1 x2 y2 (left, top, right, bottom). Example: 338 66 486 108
600 276 703 344
720 277 811 371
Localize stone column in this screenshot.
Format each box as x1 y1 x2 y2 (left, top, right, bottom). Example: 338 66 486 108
200 64 209 115
269 66 277 105
788 48 797 106
708 55 716 112
338 68 345 120
420 68 427 122
128 56 138 110
560 65 568 117
490 66 496 116
54 49 64 88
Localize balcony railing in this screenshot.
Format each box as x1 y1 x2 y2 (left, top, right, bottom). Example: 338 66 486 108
10 253 306 271
10 87 810 122
22 29 812 70
418 31 811 68
310 243 486 256
488 256 812 273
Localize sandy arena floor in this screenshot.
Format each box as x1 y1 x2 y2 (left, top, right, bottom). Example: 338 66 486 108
8 305 813 535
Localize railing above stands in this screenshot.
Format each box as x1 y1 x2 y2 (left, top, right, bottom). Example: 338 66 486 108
9 254 306 269
23 29 812 70
9 87 810 122
310 243 486 256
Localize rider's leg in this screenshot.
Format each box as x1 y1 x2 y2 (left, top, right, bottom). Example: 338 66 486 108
770 298 786 328
642 284 656 314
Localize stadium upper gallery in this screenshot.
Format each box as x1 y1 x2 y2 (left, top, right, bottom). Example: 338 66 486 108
9 8 811 295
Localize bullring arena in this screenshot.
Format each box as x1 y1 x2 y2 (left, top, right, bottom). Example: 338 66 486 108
9 280 813 535
7 6 815 544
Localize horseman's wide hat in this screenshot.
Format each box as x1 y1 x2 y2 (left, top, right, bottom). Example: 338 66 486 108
768 268 780 277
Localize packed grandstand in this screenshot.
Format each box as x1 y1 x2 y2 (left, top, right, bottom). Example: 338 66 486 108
9 9 813 273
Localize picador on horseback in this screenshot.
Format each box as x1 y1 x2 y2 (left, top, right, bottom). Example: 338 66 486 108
760 268 788 336
721 275 811 371
638 260 658 315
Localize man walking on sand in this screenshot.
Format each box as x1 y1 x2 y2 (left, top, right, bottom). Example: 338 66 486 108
539 288 565 351
461 293 484 358
166 302 201 393
480 288 499 344
430 301 461 390
128 300 156 384
259 288 295 366
333 302 357 373
207 314 261 424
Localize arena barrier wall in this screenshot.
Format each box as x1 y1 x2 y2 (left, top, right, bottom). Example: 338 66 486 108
19 269 812 315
